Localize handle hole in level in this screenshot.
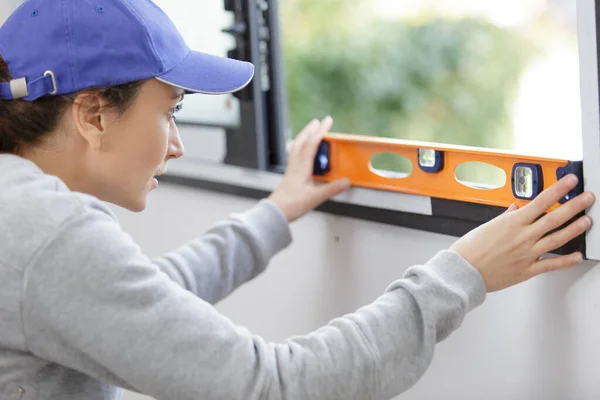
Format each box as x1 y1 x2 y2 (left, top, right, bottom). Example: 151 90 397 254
369 152 413 179
455 161 506 190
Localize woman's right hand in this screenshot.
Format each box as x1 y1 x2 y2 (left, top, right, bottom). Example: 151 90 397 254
449 174 595 292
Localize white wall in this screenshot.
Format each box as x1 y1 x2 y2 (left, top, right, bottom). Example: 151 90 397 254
112 183 600 400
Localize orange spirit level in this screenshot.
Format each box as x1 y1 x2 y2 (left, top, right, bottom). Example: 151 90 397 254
312 133 583 211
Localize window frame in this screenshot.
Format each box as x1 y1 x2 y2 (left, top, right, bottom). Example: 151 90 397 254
578 0 600 260
218 0 289 170
162 0 591 259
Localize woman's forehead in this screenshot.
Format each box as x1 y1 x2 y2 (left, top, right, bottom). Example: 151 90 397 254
141 79 185 101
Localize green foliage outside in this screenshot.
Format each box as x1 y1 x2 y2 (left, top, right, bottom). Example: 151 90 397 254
280 0 538 185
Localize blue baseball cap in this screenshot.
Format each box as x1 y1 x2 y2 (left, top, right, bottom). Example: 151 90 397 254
0 0 255 101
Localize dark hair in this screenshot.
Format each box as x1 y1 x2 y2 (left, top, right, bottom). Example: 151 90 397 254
0 56 145 154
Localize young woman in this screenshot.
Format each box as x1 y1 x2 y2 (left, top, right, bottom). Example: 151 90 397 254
0 1 594 399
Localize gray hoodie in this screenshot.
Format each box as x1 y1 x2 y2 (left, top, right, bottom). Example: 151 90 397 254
0 153 486 400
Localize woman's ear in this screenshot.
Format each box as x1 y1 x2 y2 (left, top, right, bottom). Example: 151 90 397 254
71 92 112 150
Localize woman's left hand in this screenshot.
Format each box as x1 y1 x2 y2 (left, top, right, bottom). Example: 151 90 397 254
269 116 351 222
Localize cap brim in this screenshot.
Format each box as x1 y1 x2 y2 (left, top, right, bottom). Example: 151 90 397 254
156 50 254 95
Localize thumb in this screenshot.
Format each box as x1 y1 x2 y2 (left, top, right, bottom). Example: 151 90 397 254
315 178 351 204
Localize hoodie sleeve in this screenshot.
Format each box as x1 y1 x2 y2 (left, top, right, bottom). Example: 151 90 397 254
151 199 292 304
21 198 486 400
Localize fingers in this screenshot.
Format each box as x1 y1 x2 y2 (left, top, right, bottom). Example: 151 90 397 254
288 119 320 164
518 174 580 223
288 117 333 170
528 252 584 278
303 116 333 166
503 203 519 214
295 118 320 143
530 191 595 238
534 215 592 255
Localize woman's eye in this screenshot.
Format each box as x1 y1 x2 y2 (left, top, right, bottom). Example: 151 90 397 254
169 103 183 121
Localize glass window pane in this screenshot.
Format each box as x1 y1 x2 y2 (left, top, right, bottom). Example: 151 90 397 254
152 1 241 128
281 0 581 161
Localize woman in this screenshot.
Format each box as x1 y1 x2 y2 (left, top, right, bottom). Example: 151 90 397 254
0 1 594 399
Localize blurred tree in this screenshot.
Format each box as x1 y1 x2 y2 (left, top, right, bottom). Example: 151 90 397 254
280 0 537 181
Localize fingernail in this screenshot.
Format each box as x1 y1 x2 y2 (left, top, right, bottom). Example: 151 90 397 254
583 216 592 228
584 193 596 206
574 253 583 263
568 174 578 184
